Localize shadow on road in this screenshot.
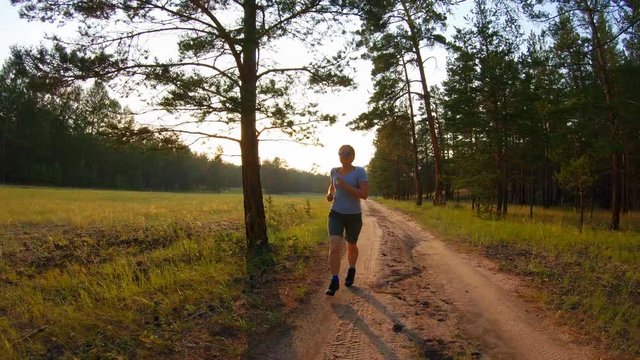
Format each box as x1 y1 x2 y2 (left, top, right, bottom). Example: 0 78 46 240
348 286 455 360
242 251 296 360
330 301 401 360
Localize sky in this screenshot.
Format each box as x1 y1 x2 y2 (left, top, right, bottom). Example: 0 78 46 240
0 1 459 175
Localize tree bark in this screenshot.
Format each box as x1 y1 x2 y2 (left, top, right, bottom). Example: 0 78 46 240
400 0 444 205
582 3 622 230
579 188 585 232
622 150 628 213
502 141 509 216
241 0 268 260
543 155 551 208
402 56 423 206
529 180 534 219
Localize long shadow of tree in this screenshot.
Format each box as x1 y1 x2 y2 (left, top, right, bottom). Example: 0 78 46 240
346 287 456 360
330 302 402 360
243 246 296 359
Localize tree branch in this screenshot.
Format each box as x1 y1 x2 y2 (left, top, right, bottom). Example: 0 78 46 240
259 0 321 41
155 127 240 143
186 0 243 69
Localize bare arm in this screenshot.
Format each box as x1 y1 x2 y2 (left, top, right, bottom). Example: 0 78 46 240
326 177 335 202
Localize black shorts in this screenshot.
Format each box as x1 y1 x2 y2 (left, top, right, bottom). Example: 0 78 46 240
328 210 363 243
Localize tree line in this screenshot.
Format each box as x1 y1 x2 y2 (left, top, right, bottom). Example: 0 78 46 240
0 56 327 194
9 0 359 259
356 0 639 230
7 0 638 262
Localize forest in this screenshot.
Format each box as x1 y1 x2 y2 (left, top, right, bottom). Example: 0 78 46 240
1 1 639 357
358 1 639 231
1 0 638 245
0 62 327 194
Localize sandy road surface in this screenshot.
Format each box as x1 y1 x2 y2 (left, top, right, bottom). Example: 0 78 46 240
253 201 598 359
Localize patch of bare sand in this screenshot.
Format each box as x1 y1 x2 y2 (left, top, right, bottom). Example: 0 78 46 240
252 201 602 360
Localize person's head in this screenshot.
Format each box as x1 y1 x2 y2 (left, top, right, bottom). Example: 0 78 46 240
338 145 355 165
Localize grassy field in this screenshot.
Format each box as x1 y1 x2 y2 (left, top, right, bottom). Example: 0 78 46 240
4 186 638 358
0 186 329 359
379 199 640 358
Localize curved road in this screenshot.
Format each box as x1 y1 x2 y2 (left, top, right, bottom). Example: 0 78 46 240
258 201 598 360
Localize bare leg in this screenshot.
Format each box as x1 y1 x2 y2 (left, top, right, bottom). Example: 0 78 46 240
346 242 358 268
329 235 344 275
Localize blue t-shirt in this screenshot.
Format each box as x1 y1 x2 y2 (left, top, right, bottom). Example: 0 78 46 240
330 166 368 214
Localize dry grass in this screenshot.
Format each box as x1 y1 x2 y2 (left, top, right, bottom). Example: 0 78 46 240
0 186 329 359
380 199 640 358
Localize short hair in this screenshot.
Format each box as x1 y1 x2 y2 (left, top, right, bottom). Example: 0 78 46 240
340 144 355 157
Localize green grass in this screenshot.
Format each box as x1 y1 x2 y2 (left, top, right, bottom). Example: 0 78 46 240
0 185 329 359
379 199 640 357
0 185 244 227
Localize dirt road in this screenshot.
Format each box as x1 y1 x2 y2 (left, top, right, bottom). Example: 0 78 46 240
256 201 598 359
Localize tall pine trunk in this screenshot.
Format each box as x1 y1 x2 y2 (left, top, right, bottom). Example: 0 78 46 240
502 141 509 216
543 155 551 208
583 3 622 230
401 0 444 205
403 56 423 205
579 187 585 231
241 0 268 260
622 151 628 213
529 180 534 219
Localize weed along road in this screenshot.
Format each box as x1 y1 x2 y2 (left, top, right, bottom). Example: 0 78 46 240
259 201 598 359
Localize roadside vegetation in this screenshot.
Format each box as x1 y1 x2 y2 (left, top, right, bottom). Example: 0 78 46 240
379 199 640 357
0 185 328 359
